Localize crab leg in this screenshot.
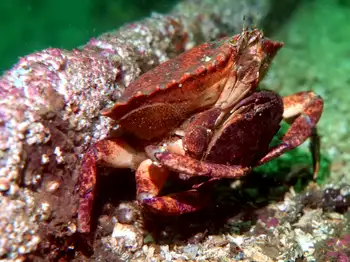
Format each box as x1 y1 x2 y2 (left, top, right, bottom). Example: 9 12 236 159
77 138 146 233
256 91 323 177
136 159 211 214
148 145 251 179
140 147 249 214
135 159 169 202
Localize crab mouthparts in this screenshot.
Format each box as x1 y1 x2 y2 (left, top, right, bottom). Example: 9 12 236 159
214 35 283 126
214 66 256 126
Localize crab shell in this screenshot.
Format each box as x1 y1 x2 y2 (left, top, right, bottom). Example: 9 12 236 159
102 29 283 140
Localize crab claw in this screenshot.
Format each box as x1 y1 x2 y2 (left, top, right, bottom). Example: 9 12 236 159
145 145 167 163
135 159 211 215
141 190 211 215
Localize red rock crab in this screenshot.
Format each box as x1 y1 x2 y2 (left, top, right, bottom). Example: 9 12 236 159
147 89 323 187
77 29 323 233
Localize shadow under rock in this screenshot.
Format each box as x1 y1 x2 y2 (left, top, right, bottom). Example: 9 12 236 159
141 144 331 245
141 167 311 245
72 146 330 259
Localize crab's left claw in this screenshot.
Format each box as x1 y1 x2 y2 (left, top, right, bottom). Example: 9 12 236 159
135 159 210 214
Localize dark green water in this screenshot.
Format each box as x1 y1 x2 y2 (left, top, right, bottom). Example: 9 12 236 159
0 0 176 72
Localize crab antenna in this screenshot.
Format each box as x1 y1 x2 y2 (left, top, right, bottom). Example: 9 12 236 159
242 15 247 33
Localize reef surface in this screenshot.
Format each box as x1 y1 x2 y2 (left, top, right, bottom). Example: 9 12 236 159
1 0 349 261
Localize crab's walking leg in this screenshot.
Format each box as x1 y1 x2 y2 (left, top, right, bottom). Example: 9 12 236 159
310 128 321 179
257 91 323 177
148 145 251 179
136 159 212 214
77 138 146 233
140 149 249 213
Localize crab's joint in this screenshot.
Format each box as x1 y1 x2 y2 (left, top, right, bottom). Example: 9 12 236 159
145 145 167 161
301 113 314 126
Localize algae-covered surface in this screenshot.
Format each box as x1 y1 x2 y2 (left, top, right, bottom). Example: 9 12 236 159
1 0 350 261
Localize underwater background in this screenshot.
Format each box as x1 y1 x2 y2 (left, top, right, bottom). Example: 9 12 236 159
1 0 350 260
0 0 177 72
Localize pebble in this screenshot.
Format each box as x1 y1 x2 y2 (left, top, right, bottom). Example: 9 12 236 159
112 223 143 251
45 180 60 193
183 244 199 259
116 203 137 224
38 202 52 221
0 177 10 191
